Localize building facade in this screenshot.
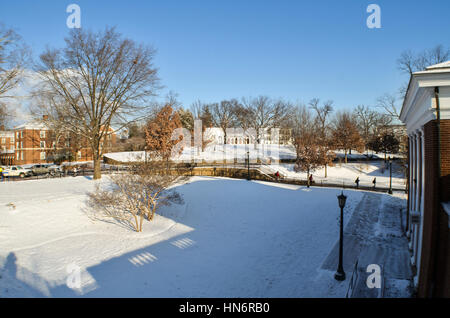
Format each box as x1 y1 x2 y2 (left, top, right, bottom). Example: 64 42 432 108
0 130 15 165
400 61 450 297
1 117 116 166
205 127 292 145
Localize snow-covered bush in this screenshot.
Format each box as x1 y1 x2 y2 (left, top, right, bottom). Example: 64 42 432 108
87 163 185 232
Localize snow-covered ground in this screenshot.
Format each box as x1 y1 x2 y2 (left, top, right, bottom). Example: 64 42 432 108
0 175 382 297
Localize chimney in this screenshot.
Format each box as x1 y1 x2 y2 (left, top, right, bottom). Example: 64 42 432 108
43 115 49 121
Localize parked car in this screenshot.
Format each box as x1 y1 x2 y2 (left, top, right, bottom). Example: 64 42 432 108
31 164 51 176
48 164 62 176
2 166 32 178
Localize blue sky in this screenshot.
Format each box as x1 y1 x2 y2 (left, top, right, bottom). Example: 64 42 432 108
1 0 450 111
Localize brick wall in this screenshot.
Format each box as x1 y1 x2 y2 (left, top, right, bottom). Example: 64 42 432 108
418 119 450 297
440 120 450 202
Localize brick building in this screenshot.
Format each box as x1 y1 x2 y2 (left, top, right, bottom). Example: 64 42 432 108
400 61 450 297
1 117 116 166
0 129 15 165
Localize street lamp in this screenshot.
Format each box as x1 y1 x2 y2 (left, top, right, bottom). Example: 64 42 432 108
247 151 250 180
335 191 347 281
388 156 393 194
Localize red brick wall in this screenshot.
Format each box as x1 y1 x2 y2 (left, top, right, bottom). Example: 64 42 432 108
440 120 450 202
418 119 450 297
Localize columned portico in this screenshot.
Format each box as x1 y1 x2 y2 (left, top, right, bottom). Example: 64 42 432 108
400 60 450 297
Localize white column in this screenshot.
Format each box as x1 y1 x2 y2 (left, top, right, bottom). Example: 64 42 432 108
416 128 425 278
409 133 417 253
413 131 422 265
407 135 413 238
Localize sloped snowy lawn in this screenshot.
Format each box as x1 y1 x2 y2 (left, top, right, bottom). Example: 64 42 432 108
0 176 365 297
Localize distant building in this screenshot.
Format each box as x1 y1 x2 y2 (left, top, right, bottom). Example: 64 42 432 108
0 129 15 165
400 60 450 297
204 127 292 145
1 116 116 165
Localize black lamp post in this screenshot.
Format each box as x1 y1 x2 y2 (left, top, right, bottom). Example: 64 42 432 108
247 151 250 180
335 191 347 281
388 156 393 194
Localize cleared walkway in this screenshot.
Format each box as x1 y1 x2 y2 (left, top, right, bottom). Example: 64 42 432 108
321 192 413 298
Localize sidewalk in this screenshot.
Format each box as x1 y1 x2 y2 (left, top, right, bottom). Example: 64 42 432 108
321 191 413 298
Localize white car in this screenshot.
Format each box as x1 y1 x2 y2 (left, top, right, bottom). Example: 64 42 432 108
2 166 32 178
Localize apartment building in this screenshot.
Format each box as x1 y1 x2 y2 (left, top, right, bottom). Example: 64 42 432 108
6 117 116 166
0 129 15 165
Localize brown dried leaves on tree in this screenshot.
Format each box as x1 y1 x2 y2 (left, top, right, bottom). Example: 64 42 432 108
145 104 183 162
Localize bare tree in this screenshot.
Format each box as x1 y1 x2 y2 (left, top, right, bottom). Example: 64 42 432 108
309 98 335 177
291 105 322 185
331 111 364 163
398 45 450 75
35 27 160 179
87 162 185 232
242 96 289 148
376 93 400 121
397 45 450 96
353 105 381 153
0 24 29 127
211 99 238 145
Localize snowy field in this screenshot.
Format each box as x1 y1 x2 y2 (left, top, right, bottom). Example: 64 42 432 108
0 176 403 297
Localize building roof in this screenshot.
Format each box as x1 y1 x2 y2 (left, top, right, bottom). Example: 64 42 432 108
14 120 49 130
425 61 450 70
0 131 15 138
400 60 450 133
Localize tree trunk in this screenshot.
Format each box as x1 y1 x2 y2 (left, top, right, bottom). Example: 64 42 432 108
325 164 327 178
93 148 101 180
307 168 310 187
345 150 348 164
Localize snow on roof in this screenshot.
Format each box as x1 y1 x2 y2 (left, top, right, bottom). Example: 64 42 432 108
14 120 49 130
0 131 15 137
426 60 450 70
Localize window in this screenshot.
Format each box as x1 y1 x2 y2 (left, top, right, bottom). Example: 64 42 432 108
10 138 13 144
40 141 45 148
1 138 5 144
20 142 23 149
16 132 19 139
16 142 19 149
20 131 23 138
77 151 82 159
40 152 46 160
40 130 46 138
16 152 19 160
11 146 14 151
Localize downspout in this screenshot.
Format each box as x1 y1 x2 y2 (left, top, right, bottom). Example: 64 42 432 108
434 87 442 194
